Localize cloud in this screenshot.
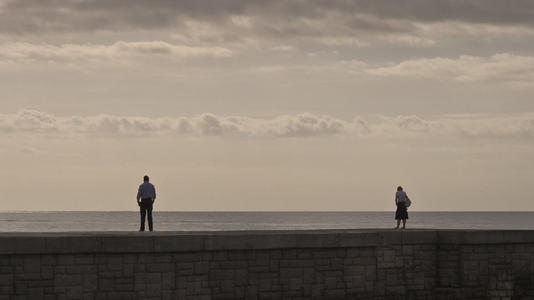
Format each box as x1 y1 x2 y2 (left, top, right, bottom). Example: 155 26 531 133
0 41 232 64
0 110 357 138
366 53 534 85
271 45 297 52
3 0 534 33
2 0 533 49
378 35 436 47
2 109 534 141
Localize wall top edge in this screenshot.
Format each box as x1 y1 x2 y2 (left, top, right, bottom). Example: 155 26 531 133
0 229 533 255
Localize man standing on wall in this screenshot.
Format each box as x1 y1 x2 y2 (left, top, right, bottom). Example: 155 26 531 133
137 175 156 232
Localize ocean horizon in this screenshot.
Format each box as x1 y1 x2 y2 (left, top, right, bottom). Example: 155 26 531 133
1 211 534 232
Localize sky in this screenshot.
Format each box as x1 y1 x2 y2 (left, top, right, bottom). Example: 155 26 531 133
1 0 533 211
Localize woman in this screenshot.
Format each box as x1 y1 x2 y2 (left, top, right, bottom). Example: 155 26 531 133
395 186 410 229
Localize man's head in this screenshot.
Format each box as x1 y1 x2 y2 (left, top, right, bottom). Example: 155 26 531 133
144 175 149 182
397 186 403 191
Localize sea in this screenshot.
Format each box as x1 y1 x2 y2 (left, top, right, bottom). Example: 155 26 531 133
0 211 533 232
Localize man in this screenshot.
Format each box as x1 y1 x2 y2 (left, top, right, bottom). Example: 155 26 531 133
137 175 156 232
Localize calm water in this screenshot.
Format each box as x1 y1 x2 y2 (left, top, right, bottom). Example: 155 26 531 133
1 211 533 232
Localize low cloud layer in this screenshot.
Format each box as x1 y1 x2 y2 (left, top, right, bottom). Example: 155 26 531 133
2 109 533 140
0 41 232 64
366 53 534 85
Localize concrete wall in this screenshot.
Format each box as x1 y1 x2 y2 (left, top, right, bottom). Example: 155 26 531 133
1 230 534 299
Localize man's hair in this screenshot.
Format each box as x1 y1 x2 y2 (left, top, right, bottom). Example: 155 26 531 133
397 186 403 191
144 175 149 182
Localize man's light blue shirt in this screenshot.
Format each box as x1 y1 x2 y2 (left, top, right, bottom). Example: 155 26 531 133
137 182 156 200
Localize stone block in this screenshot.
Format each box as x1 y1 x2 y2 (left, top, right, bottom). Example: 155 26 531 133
145 283 163 296
282 249 297 259
74 254 94 265
191 262 209 274
146 263 173 273
55 274 82 286
45 237 101 254
227 250 247 261
314 258 330 267
0 237 44 255
324 289 345 299
57 255 75 265
27 279 53 288
145 273 161 284
296 250 313 260
0 274 13 286
41 266 54 279
220 260 247 269
150 254 171 263
0 286 13 295
365 266 376 280
185 281 203 295
288 278 303 290
27 287 44 298
115 283 135 292
98 278 114 291
270 261 280 272
106 291 137 299
235 269 248 285
212 270 234 280
382 249 396 263
63 286 83 299
99 271 122 278
258 278 272 291
68 265 97 274
269 250 281 259
123 254 137 264
324 277 338 289
161 272 175 289
82 274 98 291
346 265 365 275
40 255 56 265
211 252 227 262
176 263 194 276
122 264 134 276
249 265 270 273
280 268 302 278
101 236 154 253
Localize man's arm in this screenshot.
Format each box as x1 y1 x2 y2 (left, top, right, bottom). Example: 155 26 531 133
137 185 142 203
152 185 156 202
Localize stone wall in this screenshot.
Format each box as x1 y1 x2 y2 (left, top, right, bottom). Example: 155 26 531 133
1 230 534 299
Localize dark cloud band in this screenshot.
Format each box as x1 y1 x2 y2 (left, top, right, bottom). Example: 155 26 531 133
1 0 533 36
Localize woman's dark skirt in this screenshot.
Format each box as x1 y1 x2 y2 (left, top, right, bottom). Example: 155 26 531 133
395 202 408 220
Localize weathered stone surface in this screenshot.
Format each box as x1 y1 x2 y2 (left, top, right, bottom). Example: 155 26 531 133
1 230 534 299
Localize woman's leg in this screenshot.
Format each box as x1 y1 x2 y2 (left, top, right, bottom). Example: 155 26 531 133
395 219 400 229
402 219 406 229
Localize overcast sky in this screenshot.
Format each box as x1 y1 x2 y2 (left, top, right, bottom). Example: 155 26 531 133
1 0 533 211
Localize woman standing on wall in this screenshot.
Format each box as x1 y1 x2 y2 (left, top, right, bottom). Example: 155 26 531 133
395 186 410 229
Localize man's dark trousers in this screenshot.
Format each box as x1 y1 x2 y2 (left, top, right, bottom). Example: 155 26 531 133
139 198 154 231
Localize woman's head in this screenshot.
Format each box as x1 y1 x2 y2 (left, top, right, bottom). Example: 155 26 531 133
397 186 403 191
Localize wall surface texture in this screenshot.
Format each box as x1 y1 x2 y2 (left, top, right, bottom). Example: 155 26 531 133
1 229 534 299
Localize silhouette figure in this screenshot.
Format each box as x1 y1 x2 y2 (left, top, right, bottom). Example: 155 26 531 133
394 186 410 229
137 175 156 231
